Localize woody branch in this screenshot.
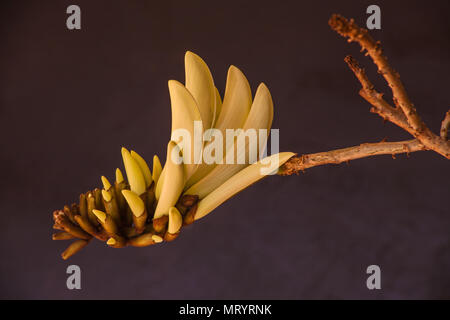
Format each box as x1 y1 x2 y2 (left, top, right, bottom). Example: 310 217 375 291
279 14 449 175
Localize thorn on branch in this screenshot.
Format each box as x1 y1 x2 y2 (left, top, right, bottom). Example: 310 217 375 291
441 110 450 140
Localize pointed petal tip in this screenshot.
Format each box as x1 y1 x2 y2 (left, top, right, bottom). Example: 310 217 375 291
185 50 208 65
168 79 182 89
257 82 269 91
116 168 124 183
185 50 195 58
228 65 244 75
101 176 112 190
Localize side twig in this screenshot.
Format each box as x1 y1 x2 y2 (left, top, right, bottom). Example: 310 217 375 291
343 56 411 132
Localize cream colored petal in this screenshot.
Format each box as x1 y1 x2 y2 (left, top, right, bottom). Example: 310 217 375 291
130 150 153 188
244 82 273 160
185 83 273 198
168 80 203 180
243 83 273 132
185 66 252 187
122 189 145 217
185 164 241 199
152 155 162 184
154 141 185 219
184 160 215 190
194 152 295 220
155 165 165 200
193 88 222 179
185 51 215 131
214 65 252 132
121 147 146 195
168 207 182 234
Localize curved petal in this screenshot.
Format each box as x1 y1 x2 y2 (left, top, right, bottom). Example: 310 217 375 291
214 65 252 136
130 150 153 188
121 147 146 195
154 141 185 219
185 51 216 131
152 155 162 184
194 152 295 220
169 80 203 180
101 176 112 191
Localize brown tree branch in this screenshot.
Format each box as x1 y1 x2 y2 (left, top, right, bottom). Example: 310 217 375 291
279 139 425 175
280 14 449 175
328 14 450 158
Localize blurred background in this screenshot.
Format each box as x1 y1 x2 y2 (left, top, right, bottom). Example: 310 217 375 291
1 0 449 299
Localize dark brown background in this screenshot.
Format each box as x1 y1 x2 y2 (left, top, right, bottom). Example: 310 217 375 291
1 0 449 299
